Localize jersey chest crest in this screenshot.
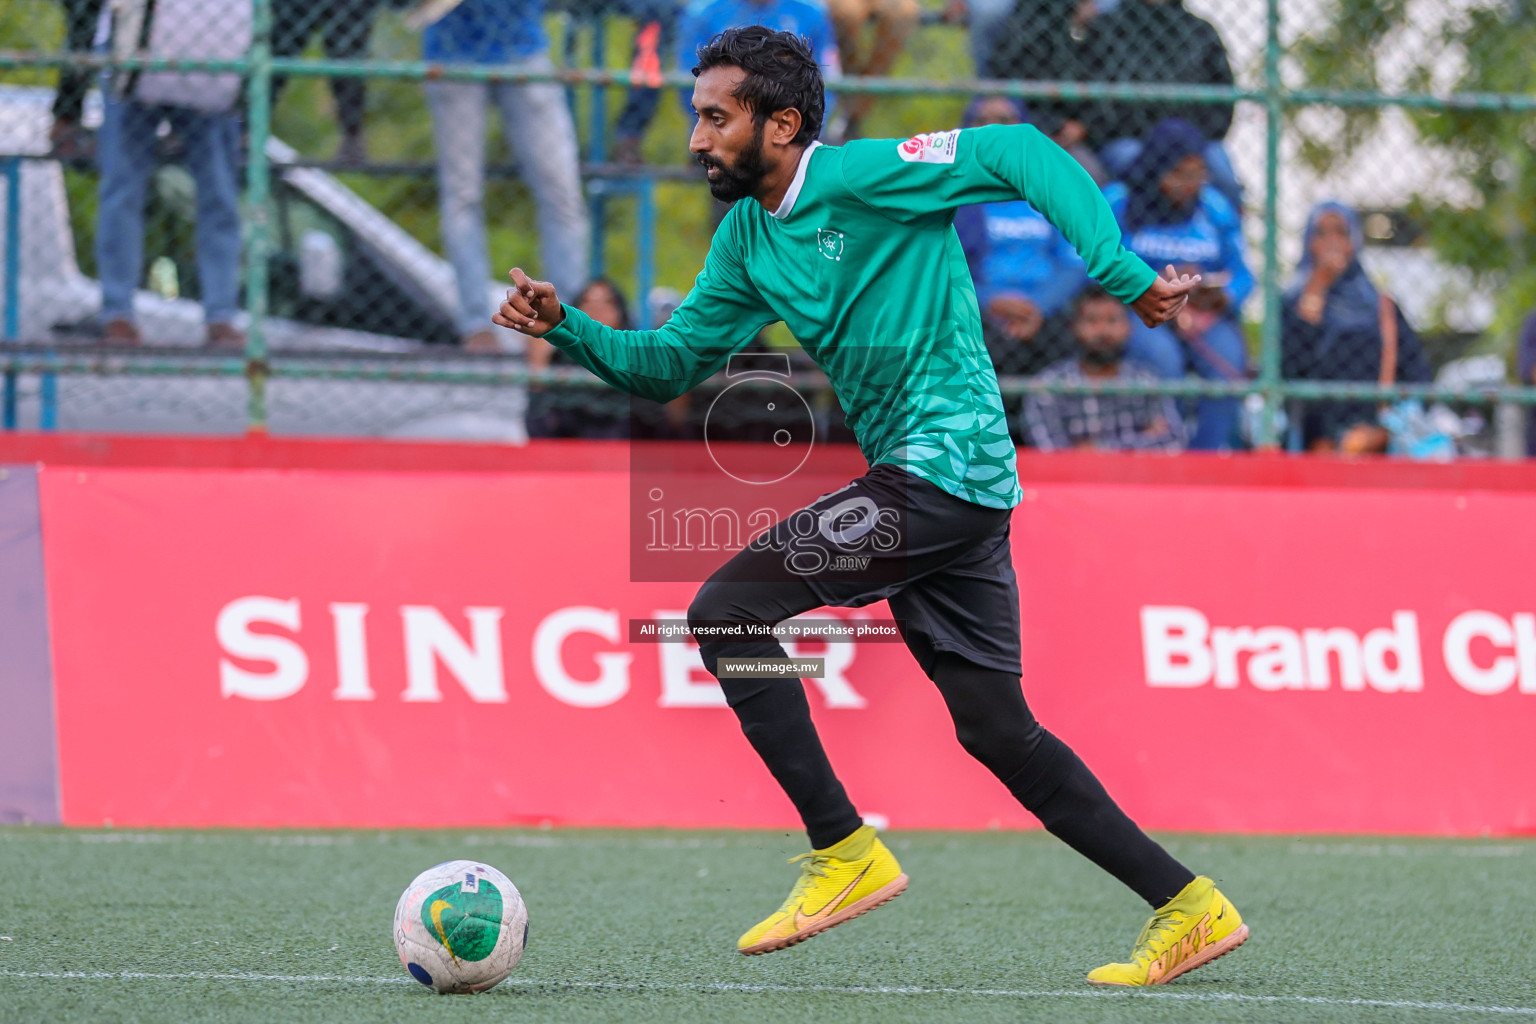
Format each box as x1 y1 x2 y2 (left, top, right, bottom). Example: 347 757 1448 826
816 228 845 262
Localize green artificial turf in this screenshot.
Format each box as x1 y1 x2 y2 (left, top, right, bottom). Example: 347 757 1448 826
0 827 1532 1023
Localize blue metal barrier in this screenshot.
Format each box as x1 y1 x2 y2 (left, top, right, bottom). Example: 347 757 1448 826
589 175 658 327
2 156 17 429
39 362 56 431
1 155 59 431
571 13 657 328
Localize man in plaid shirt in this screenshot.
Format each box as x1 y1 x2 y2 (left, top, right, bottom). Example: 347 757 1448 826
1024 285 1187 452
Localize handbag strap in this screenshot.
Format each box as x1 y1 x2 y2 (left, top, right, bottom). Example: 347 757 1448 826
124 0 157 101
1378 291 1399 389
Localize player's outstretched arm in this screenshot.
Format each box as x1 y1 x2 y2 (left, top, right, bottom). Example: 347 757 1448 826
492 227 778 404
838 125 1158 304
1130 265 1203 328
493 267 565 337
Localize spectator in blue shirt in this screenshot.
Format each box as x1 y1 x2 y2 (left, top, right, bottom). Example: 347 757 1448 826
423 0 591 350
1105 118 1251 450
1080 0 1243 212
676 0 840 116
954 96 1086 376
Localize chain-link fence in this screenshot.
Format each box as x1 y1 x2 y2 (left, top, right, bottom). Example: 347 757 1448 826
1 0 1533 454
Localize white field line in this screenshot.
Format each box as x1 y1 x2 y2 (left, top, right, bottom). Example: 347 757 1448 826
1287 843 1528 858
3 831 1529 860
1 971 1533 1015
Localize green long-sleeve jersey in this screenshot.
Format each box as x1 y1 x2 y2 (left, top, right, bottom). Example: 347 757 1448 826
543 123 1157 509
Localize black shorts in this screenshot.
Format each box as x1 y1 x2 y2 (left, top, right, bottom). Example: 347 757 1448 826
724 463 1022 675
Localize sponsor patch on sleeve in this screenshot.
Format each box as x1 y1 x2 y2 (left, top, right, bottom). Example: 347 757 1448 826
896 129 960 165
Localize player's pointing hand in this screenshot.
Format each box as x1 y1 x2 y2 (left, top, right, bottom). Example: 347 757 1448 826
1129 264 1203 328
493 268 566 337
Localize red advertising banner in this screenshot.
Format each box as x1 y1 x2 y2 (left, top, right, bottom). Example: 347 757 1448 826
0 466 61 825
1012 481 1536 835
35 458 1536 834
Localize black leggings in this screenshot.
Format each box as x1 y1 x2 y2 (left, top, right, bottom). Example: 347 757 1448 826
688 560 1196 908
53 0 107 124
271 0 388 137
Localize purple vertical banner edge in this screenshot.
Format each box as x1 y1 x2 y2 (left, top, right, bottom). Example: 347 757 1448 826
0 465 61 824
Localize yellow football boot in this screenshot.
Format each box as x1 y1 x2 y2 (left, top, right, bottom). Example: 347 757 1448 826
1087 876 1249 986
737 825 908 955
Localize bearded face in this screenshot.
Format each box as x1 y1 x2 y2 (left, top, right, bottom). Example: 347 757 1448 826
696 119 770 203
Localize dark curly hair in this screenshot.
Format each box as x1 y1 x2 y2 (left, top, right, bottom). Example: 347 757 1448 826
1071 283 1127 321
1071 283 1120 319
692 26 825 147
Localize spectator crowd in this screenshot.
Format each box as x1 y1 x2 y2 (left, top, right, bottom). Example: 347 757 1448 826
35 0 1522 456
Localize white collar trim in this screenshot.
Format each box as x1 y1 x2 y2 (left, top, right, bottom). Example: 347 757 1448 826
769 141 822 220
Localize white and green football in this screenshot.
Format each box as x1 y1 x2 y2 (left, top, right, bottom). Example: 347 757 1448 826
393 860 528 994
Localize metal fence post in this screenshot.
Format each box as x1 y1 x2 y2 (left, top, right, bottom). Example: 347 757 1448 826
1257 0 1284 449
589 20 609 164
2 156 18 430
590 191 607 282
588 21 610 284
38 369 56 429
7 154 59 431
243 0 274 435
637 178 655 329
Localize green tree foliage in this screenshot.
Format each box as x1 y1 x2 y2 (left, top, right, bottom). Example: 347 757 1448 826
1291 0 1536 352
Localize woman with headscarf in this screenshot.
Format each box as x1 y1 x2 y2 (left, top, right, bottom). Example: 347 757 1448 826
1104 117 1252 450
1281 202 1429 453
1517 310 1536 456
